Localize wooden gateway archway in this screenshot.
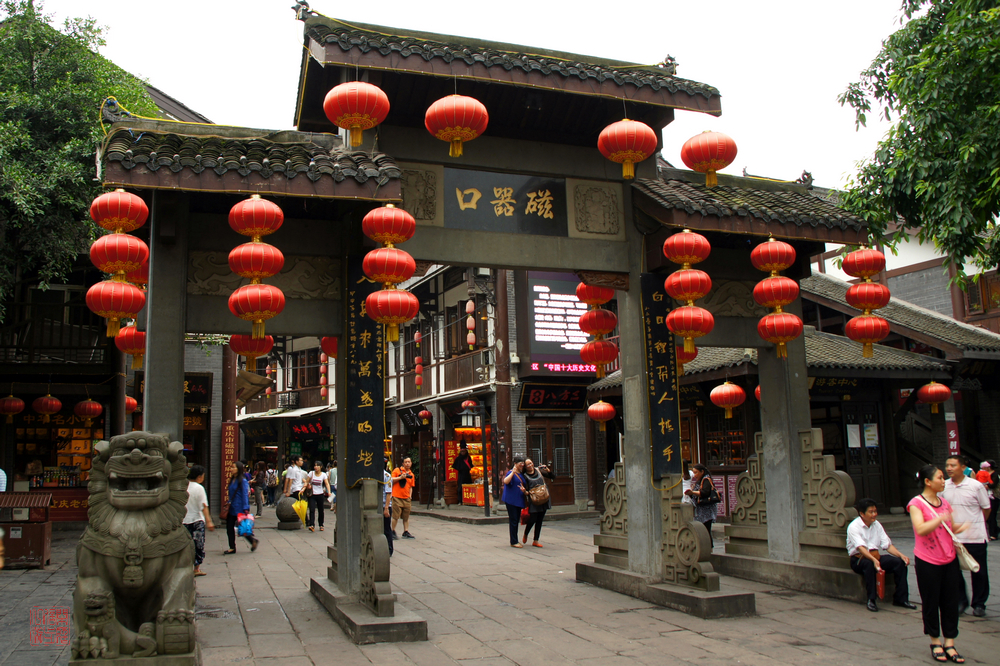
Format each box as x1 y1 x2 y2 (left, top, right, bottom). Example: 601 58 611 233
108 10 870 638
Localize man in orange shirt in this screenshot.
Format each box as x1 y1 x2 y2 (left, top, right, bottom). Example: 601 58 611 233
391 457 416 539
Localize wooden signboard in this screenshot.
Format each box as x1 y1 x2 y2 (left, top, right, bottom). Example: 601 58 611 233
220 422 238 510
640 273 682 479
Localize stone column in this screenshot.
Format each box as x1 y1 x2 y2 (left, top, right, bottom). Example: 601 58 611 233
756 311 810 562
616 208 662 578
144 191 189 438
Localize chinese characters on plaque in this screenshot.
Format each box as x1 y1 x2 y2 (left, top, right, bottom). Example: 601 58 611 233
444 169 567 236
221 422 238 508
518 383 588 411
344 259 385 487
640 273 682 479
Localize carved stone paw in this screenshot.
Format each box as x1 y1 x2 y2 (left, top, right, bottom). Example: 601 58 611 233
133 622 157 657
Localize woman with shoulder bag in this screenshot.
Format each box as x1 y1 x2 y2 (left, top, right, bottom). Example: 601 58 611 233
908 465 969 664
224 462 259 554
502 458 527 548
305 460 331 532
521 459 554 547
684 464 718 548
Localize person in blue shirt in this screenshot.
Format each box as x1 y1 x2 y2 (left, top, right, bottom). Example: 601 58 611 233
224 461 259 554
502 457 527 547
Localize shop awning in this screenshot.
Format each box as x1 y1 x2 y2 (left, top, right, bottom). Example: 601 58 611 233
0 492 54 509
237 405 334 422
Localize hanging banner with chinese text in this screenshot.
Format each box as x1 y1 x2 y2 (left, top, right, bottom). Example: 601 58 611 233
221 421 238 510
640 273 682 479
344 258 385 487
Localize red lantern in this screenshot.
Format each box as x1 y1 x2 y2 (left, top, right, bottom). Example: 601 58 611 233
126 261 149 289
124 396 138 414
598 119 658 179
580 339 619 378
323 81 390 147
415 331 422 349
917 381 951 414
228 195 284 241
845 282 891 312
362 205 416 246
321 336 338 359
578 309 618 336
90 189 148 233
365 288 419 342
320 386 328 398
757 312 804 359
663 229 711 267
115 325 146 370
680 131 738 187
319 374 328 386
425 95 489 157
229 334 274 372
754 385 761 401
844 315 890 358
666 306 715 353
462 400 478 410
843 248 886 279
753 276 799 309
467 330 477 349
86 280 146 337
74 399 103 427
32 395 62 424
750 238 796 275
228 242 285 281
229 284 285 339
588 400 616 432
710 381 745 419
677 345 697 375
0 395 25 424
414 375 423 388
466 299 476 315
418 409 432 425
576 283 614 306
665 269 712 304
363 247 416 285
320 353 328 364
90 233 149 280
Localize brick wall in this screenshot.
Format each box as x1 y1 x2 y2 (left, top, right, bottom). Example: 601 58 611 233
887 266 953 317
572 410 588 507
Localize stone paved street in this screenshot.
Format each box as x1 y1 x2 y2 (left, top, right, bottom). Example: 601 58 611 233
1 511 997 665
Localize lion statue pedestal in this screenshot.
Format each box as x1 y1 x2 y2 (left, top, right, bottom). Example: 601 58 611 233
71 432 199 665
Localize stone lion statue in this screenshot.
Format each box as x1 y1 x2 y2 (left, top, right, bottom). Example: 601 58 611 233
72 432 195 660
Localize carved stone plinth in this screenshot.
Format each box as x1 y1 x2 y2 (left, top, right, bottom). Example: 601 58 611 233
275 497 303 530
71 432 198 663
659 477 718 592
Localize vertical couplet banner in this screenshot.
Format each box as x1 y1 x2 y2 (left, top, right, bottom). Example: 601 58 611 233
344 258 385 487
640 273 682 480
221 421 238 508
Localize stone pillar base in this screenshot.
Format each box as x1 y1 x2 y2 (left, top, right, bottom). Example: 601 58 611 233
71 646 199 666
274 496 303 530
575 562 755 619
310 577 427 644
711 553 876 603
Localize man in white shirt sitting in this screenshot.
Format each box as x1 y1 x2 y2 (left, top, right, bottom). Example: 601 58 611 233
847 498 916 612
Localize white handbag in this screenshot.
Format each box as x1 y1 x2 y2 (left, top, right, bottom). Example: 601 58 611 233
942 521 980 573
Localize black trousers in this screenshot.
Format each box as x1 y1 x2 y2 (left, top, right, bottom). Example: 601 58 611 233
507 504 523 545
702 519 714 549
523 509 546 542
384 514 393 556
914 556 962 639
851 553 909 603
306 495 326 527
987 497 999 540
957 541 990 609
225 513 255 550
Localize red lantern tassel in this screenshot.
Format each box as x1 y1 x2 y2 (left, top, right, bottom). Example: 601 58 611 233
596 364 605 380
931 403 940 414
684 336 695 354
246 355 258 372
450 139 463 158
350 126 363 147
724 407 733 419
41 414 50 424
131 352 144 370
253 320 265 339
599 421 607 432
862 342 873 359
622 160 635 180
387 323 399 342
706 170 718 188
107 317 121 338
776 342 787 359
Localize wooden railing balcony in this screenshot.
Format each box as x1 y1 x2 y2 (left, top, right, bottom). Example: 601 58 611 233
0 301 109 366
243 386 326 415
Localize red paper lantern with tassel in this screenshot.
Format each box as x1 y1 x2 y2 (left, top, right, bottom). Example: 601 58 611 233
663 229 715 352
32 395 62 423
666 306 715 354
86 280 146 337
575 283 615 306
228 195 284 240
362 205 416 246
418 409 432 425
917 381 951 414
751 238 802 359
425 95 489 157
663 228 711 266
0 395 25 424
90 233 149 281
580 340 619 376
90 189 148 233
321 336 338 360
845 315 890 358
578 309 618 337
710 381 745 419
757 313 803 358
677 346 697 375
363 248 416 285
229 284 285 339
754 385 761 401
842 246 891 358
229 334 274 372
74 399 103 427
229 242 284 281
126 261 149 289
598 119 658 180
323 81 390 147
680 131 737 188
588 400 616 432
124 396 138 414
365 289 419 342
115 325 146 369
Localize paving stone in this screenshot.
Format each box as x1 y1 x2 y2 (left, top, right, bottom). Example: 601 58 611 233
248 632 307 658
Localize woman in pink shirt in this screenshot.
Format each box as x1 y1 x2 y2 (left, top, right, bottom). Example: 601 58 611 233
907 465 968 663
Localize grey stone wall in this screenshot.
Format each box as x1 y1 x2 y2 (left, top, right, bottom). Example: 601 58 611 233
887 266 953 317
184 342 225 512
572 410 588 508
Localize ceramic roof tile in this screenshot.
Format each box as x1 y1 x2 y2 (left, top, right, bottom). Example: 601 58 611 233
802 273 1000 353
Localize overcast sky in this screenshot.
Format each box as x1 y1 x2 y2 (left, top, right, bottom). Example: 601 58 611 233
42 0 905 190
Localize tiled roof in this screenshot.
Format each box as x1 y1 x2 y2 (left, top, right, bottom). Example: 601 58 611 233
304 19 719 102
103 128 401 187
587 329 949 390
802 272 1000 353
634 169 866 234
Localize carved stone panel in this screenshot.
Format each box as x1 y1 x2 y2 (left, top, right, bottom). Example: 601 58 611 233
600 462 628 536
697 280 769 318
187 251 341 300
801 428 856 530
732 432 767 526
398 162 444 227
358 480 394 617
660 479 719 591
566 179 625 241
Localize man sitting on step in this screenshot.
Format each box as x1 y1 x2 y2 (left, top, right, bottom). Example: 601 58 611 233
846 498 917 612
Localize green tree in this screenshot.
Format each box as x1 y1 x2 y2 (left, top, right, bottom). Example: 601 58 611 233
839 0 1000 275
0 0 156 319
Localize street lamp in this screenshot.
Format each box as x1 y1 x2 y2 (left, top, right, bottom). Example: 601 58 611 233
455 400 493 517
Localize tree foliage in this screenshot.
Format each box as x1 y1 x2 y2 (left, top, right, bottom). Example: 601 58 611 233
839 0 1000 275
0 0 156 319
